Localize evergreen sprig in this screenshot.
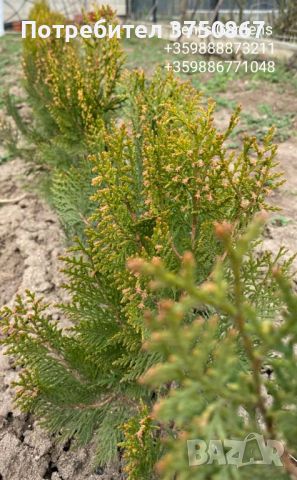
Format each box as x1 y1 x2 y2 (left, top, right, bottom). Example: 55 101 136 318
2 1 125 237
19 1 124 164
130 214 297 479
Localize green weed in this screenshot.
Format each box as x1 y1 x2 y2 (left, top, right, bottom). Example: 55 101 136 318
234 104 295 142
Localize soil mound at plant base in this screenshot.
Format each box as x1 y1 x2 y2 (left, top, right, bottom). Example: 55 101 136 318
0 158 122 479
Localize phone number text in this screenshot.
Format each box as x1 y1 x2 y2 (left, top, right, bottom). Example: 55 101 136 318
165 41 274 56
165 60 276 74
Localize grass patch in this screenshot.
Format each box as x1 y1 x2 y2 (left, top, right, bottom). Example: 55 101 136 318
270 215 292 227
0 33 22 75
250 62 297 91
0 33 22 106
191 69 235 94
124 36 168 72
234 104 295 142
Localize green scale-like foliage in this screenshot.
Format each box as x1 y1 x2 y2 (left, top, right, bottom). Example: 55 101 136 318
20 1 67 142
50 162 95 238
3 2 125 237
13 1 125 164
0 72 284 465
130 215 297 480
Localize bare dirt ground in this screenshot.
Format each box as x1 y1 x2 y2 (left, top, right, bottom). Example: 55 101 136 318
0 35 296 480
264 138 297 258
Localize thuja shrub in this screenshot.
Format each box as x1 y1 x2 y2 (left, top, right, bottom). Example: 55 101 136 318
19 1 67 143
5 1 125 236
130 215 297 480
9 1 124 167
36 6 124 157
44 2 124 235
0 1 66 158
0 72 284 468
